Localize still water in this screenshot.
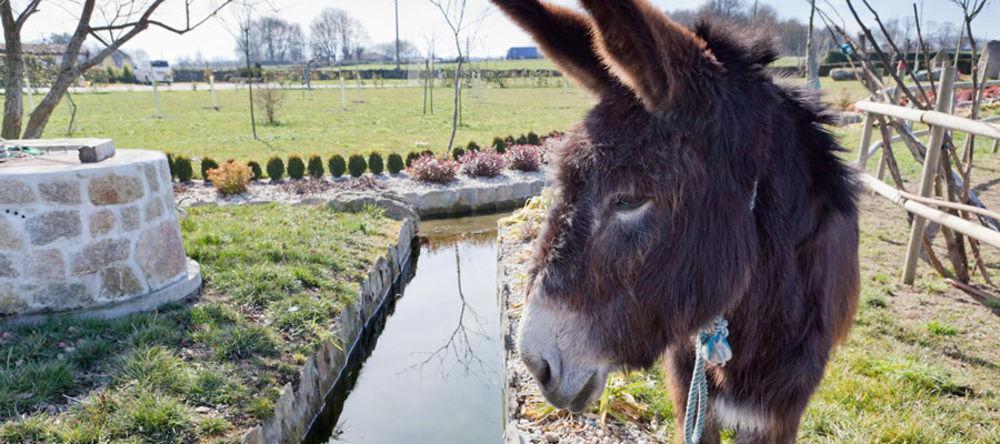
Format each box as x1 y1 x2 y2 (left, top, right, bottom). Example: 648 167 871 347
307 213 508 443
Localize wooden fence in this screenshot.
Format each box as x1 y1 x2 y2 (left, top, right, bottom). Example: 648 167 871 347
855 66 1000 284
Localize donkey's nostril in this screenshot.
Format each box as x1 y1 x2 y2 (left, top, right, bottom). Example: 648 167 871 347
523 354 555 388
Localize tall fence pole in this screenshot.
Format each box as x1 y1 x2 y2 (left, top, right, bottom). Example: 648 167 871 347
901 66 956 285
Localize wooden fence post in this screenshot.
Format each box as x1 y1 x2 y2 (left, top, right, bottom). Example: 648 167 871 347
902 66 956 285
857 111 875 169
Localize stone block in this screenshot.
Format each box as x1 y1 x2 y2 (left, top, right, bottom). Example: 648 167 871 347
121 206 141 231
39 181 81 204
78 141 115 163
144 164 160 192
26 210 81 245
89 210 116 236
136 221 186 287
0 179 35 204
88 174 144 206
0 218 22 251
100 265 144 299
144 197 163 221
0 283 26 315
26 249 65 281
32 282 92 311
72 238 131 275
0 254 17 278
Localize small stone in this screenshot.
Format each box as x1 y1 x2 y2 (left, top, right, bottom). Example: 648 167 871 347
0 254 17 278
99 266 144 299
136 221 186 288
26 211 81 245
144 164 160 192
88 174 144 206
89 210 117 236
0 179 35 204
0 218 22 251
32 282 92 310
26 249 66 281
121 206 140 231
39 181 81 204
144 197 163 221
544 433 560 443
71 238 130 275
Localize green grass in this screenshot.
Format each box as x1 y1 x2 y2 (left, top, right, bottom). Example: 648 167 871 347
0 204 400 442
39 85 594 172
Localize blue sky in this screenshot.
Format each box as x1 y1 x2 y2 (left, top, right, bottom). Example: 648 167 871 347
22 0 1000 63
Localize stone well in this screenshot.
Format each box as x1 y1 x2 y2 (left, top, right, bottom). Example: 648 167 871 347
0 149 200 324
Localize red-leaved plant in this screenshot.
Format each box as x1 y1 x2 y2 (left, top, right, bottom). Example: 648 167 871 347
459 150 507 177
408 155 459 183
506 145 542 172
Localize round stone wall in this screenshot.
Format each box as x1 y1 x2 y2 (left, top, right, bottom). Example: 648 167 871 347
0 149 200 323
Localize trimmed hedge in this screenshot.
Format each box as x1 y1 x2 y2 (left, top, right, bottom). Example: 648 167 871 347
328 155 346 178
387 153 404 174
200 157 219 181
247 161 263 180
368 152 384 175
287 155 306 180
307 154 324 178
405 151 421 167
266 156 285 181
175 156 194 182
166 153 176 180
348 154 367 177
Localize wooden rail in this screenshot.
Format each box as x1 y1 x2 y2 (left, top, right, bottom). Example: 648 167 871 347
855 66 1000 284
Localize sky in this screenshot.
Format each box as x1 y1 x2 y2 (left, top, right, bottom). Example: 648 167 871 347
18 0 1000 64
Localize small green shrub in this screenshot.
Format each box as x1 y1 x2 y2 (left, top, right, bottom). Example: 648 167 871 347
166 153 176 180
247 161 262 180
467 141 480 152
200 157 219 181
421 149 434 157
368 152 384 175
504 135 516 147
207 162 253 196
452 147 466 160
527 131 540 145
348 154 367 177
387 153 404 174
516 134 529 145
405 151 421 167
307 154 324 178
328 154 346 177
175 156 194 182
266 156 285 181
492 136 505 152
287 155 305 180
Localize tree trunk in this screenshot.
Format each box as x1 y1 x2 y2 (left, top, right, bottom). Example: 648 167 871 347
805 0 819 90
1 4 24 139
22 70 78 138
447 56 462 151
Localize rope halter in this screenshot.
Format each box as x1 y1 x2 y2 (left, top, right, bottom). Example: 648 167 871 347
683 315 731 444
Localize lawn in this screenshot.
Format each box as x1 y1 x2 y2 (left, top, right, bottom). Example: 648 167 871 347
39 85 594 169
0 204 400 443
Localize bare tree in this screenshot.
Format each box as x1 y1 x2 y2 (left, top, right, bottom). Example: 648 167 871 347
309 7 344 64
241 16 303 63
427 0 489 152
0 0 238 140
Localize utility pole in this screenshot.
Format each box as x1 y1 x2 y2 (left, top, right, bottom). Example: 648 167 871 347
394 0 401 70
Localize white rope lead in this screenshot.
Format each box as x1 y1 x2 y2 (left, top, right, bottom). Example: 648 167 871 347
683 316 731 444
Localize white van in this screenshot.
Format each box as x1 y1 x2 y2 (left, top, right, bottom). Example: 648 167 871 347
134 60 173 84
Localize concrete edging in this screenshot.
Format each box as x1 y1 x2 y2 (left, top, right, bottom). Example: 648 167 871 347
239 203 417 444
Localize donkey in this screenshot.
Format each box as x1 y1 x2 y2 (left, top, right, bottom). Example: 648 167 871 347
493 0 860 442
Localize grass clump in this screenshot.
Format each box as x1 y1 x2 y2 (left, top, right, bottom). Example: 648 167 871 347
266 156 285 182
328 154 347 178
287 155 306 180
926 320 958 336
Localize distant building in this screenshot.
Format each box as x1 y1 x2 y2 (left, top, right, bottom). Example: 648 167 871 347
506 46 541 60
0 43 90 65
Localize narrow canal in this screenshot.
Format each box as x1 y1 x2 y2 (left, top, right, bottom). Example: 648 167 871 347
306 213 507 443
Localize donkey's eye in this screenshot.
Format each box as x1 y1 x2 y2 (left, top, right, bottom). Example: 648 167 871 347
612 195 650 211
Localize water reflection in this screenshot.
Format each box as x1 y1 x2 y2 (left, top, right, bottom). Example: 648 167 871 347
308 212 508 444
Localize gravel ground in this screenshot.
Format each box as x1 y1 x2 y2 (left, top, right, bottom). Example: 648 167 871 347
496 200 662 444
173 169 548 206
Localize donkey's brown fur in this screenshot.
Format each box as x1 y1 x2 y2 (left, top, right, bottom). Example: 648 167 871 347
494 1 860 442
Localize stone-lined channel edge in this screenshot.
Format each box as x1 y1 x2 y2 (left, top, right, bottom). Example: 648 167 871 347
239 196 417 444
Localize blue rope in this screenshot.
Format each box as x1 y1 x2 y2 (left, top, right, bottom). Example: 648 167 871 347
683 316 731 444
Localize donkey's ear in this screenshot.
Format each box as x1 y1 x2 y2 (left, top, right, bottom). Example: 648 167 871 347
491 0 613 95
579 0 722 111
